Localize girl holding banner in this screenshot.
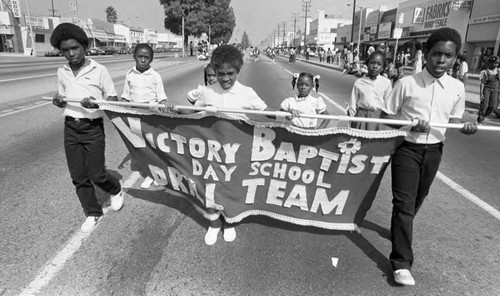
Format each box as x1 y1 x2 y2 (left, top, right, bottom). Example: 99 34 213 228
183 45 268 246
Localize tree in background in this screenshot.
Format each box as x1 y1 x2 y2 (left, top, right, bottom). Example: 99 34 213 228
241 31 250 49
105 6 118 24
159 0 235 47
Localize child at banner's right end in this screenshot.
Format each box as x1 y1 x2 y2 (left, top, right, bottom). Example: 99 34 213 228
280 72 330 129
347 51 392 130
121 43 168 188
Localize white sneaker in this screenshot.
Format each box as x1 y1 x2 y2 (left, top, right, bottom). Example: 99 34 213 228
81 216 103 233
223 226 236 242
393 269 416 286
140 176 154 189
109 190 124 211
204 226 221 246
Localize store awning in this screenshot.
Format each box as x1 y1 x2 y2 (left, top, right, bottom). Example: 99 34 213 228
92 30 111 41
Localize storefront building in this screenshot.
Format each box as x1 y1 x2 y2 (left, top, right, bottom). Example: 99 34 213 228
466 0 500 73
0 11 16 52
394 0 472 60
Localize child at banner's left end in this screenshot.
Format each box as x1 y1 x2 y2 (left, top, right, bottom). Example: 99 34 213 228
180 44 268 246
121 43 169 188
347 51 392 130
280 72 330 129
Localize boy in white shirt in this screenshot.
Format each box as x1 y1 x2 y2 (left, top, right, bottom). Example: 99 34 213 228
382 27 477 286
121 43 168 188
51 23 123 233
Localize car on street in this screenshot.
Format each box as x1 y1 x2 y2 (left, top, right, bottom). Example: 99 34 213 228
99 46 117 55
44 49 61 57
87 47 104 55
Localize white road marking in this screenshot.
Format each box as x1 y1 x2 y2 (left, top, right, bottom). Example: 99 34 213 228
279 62 500 222
437 172 500 221
318 92 347 113
0 79 126 118
0 102 52 118
19 171 141 296
0 73 55 83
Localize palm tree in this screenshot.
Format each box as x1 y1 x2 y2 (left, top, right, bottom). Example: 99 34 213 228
105 6 118 24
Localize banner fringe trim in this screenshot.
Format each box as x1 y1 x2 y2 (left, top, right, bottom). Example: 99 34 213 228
223 210 360 232
100 104 407 139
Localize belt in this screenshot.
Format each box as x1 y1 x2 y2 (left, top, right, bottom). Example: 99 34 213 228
402 140 443 149
65 116 103 122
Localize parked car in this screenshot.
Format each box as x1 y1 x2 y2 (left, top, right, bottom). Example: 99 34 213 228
87 47 104 55
44 49 61 57
117 46 130 54
99 46 117 55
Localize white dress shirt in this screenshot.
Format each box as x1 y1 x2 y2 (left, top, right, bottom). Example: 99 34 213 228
349 75 392 113
57 59 117 119
384 68 465 144
193 81 267 110
121 67 167 103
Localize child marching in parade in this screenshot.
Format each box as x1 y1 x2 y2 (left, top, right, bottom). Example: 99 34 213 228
477 55 499 124
348 51 392 130
382 27 477 286
183 45 268 246
50 23 123 233
280 72 329 129
121 43 169 188
186 63 218 106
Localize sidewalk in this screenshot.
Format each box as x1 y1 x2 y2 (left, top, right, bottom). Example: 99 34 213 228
290 55 489 115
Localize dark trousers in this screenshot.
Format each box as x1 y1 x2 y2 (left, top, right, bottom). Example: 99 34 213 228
64 117 121 217
389 141 443 271
478 87 499 122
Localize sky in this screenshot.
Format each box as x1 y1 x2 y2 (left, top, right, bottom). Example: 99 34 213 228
25 0 401 43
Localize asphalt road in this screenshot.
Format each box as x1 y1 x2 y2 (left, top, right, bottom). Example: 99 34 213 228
0 53 499 296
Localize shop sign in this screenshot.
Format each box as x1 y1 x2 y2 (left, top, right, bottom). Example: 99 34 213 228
11 0 21 18
413 7 425 24
370 26 377 34
469 13 500 24
93 31 108 40
0 24 13 35
115 35 126 42
452 1 471 11
422 1 453 29
393 28 403 39
25 16 45 29
378 22 391 39
0 11 11 25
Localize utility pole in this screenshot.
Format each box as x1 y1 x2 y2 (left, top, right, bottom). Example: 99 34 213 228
282 21 286 47
277 23 280 47
350 0 356 46
49 0 57 17
291 13 299 47
302 0 311 48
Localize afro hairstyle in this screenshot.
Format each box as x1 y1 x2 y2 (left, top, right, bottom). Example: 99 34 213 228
50 23 89 50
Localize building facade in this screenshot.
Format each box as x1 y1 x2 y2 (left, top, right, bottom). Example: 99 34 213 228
466 0 500 73
309 10 351 51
